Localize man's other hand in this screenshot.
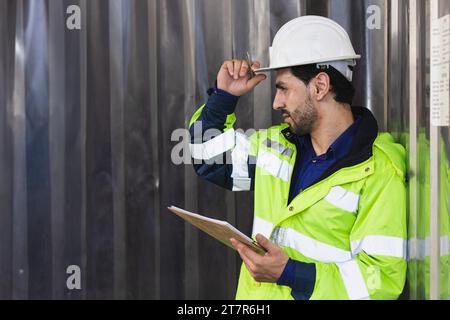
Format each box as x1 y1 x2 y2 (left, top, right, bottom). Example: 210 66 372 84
230 234 289 283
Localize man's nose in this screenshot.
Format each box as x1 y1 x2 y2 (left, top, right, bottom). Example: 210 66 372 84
273 93 285 111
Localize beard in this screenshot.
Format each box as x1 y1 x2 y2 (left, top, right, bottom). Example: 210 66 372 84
282 93 317 136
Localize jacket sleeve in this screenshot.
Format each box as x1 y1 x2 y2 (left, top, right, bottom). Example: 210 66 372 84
188 89 258 191
307 167 407 300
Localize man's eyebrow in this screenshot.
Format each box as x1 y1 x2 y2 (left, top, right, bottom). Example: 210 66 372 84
275 81 287 89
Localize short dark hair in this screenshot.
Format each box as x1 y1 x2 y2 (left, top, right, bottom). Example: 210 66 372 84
290 64 355 105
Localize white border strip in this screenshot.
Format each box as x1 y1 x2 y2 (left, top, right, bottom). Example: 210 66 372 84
337 260 371 300
324 186 360 213
231 132 251 191
253 217 353 263
189 129 235 160
280 228 353 263
256 149 292 182
252 216 274 239
351 235 407 259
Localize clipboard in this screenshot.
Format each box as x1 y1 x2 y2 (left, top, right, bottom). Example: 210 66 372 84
168 206 267 256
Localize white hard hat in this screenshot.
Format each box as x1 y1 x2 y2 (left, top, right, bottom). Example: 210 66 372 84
256 16 361 82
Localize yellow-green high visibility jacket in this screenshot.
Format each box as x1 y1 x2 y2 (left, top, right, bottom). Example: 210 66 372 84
189 92 407 300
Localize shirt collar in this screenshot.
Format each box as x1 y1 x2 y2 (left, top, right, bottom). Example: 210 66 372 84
295 115 362 160
328 115 362 160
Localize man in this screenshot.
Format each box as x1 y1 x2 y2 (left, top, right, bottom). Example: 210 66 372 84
189 16 407 300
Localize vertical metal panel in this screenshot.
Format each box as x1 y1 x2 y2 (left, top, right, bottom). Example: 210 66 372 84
383 0 389 132
85 0 114 299
270 0 306 33
429 116 441 300
147 0 161 301
79 0 88 300
109 0 126 300
408 0 419 300
122 0 158 299
24 0 52 299
328 0 387 128
389 0 400 134
157 0 187 299
387 0 411 139
251 0 272 129
182 0 199 300
408 0 450 300
225 1 243 299
48 0 66 300
306 0 329 16
414 0 430 300
438 0 450 301
429 0 440 300
0 0 15 300
269 0 307 123
198 0 238 300
11 0 29 299
223 0 237 297
439 0 450 302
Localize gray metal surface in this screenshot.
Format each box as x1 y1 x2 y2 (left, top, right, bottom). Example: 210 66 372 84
407 0 449 300
0 0 448 299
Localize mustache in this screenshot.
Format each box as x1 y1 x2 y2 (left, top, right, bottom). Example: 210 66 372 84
281 110 290 117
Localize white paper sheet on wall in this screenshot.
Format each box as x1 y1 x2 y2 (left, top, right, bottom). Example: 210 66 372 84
431 14 450 127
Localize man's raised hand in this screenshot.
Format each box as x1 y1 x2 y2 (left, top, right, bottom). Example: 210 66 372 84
217 60 267 97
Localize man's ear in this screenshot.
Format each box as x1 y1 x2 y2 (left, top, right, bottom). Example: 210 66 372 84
312 72 331 101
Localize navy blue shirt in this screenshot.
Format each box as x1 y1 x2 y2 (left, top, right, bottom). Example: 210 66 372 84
288 116 362 204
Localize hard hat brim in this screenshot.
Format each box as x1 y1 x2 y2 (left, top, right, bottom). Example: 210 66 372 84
254 55 361 73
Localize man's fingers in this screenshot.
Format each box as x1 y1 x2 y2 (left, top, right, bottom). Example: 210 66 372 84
242 243 264 262
222 60 261 80
251 61 261 71
222 60 234 77
231 240 255 269
239 249 258 277
241 254 256 273
255 234 277 253
231 238 262 262
233 239 264 263
239 61 249 77
231 238 249 254
233 60 243 79
246 74 267 89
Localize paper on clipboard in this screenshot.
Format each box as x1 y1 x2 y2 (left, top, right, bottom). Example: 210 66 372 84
168 206 267 256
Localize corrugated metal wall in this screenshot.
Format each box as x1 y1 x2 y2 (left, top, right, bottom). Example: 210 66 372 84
406 0 450 300
0 0 448 299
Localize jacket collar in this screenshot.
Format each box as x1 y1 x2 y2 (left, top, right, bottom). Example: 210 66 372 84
282 106 379 184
